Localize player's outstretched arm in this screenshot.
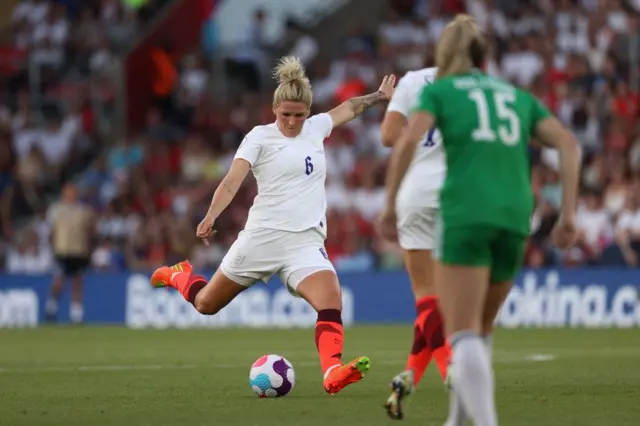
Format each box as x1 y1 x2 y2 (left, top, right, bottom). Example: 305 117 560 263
327 75 396 128
196 159 251 244
381 73 415 147
534 117 581 248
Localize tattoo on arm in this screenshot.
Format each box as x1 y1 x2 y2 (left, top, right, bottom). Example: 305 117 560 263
222 183 234 194
347 91 386 118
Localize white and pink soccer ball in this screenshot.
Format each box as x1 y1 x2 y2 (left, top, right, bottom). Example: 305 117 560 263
249 354 296 398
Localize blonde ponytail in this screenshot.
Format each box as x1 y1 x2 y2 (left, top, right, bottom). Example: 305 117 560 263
436 14 486 79
272 56 313 107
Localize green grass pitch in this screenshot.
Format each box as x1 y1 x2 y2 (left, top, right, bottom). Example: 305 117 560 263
1 326 639 425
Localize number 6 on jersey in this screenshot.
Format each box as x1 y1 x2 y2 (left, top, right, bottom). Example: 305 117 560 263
305 156 314 175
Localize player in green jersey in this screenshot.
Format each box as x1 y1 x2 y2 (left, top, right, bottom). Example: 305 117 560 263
378 15 581 426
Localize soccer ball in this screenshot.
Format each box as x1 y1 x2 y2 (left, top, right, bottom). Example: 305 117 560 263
249 354 295 398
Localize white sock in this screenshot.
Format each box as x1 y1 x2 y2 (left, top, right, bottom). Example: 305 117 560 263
70 302 84 324
445 333 495 425
45 298 58 315
445 387 469 426
449 331 498 426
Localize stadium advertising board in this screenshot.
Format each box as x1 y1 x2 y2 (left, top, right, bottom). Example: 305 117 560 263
0 269 638 328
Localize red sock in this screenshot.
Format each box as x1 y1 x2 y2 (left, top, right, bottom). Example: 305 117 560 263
416 295 450 381
172 272 207 305
315 309 344 375
405 321 433 386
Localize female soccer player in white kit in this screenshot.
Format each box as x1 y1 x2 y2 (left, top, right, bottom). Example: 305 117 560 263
149 56 396 395
377 67 452 419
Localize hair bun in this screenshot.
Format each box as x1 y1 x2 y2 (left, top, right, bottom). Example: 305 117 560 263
273 56 308 85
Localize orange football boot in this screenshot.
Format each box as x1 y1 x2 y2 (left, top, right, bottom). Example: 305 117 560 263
323 356 370 395
149 260 193 289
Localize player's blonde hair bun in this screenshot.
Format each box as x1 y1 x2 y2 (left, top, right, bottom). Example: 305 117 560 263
272 56 313 107
273 56 307 84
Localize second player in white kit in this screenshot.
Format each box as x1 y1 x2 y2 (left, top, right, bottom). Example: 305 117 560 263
378 67 453 420
387 67 445 250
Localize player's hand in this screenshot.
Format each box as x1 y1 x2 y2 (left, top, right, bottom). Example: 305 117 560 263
196 214 217 246
376 207 398 242
378 75 396 100
551 214 577 249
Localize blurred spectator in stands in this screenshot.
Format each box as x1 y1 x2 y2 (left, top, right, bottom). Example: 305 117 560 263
576 189 614 264
178 54 209 107
604 166 630 216
103 1 139 51
284 19 318 67
143 106 184 142
172 53 209 128
0 135 14 240
224 8 268 93
91 237 123 271
4 0 640 274
45 183 95 324
151 39 178 119
629 126 640 172
5 226 52 274
613 190 640 266
16 145 50 211
501 37 544 88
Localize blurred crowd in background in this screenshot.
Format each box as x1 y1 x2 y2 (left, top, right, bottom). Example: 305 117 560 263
2 0 640 275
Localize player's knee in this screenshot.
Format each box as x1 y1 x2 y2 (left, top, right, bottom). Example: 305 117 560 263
296 271 342 311
405 249 436 299
314 289 342 311
303 285 342 311
193 296 221 315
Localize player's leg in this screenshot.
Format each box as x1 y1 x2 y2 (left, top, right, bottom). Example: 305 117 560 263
281 230 369 395
193 270 250 314
404 249 450 382
149 230 269 313
69 258 89 324
436 225 497 426
385 207 450 419
45 258 67 323
294 269 344 374
481 231 526 358
70 275 84 323
480 281 511 358
293 269 370 395
150 260 248 314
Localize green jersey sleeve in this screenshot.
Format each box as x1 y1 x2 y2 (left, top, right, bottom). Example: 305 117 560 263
414 83 440 119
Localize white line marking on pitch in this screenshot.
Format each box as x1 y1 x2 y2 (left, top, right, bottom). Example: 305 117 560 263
0 354 554 374
0 364 196 373
525 354 556 362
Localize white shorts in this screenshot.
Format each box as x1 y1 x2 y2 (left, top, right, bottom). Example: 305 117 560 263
219 227 335 295
396 205 438 251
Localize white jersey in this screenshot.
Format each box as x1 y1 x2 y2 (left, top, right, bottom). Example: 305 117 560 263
234 113 333 236
387 67 446 208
